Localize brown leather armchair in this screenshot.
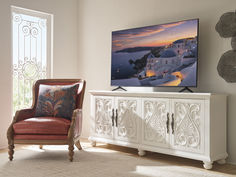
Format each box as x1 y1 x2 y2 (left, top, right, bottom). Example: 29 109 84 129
7 79 86 161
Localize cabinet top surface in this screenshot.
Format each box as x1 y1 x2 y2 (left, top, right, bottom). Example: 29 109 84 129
89 90 226 99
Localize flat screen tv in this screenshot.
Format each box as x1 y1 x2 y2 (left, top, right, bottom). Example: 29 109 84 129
111 19 199 88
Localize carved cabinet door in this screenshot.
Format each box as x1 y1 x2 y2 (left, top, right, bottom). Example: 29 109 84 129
170 99 205 154
93 96 114 140
141 98 170 148
114 97 141 143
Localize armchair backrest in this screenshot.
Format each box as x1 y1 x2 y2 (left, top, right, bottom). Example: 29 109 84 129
31 79 86 111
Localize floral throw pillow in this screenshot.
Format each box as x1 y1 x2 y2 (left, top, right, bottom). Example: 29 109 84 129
35 84 78 120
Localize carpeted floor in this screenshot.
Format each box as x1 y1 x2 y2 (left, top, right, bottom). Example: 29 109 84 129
0 142 234 177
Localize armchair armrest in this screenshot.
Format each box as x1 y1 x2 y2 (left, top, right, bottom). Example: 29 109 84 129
68 109 83 142
14 108 35 123
7 108 34 144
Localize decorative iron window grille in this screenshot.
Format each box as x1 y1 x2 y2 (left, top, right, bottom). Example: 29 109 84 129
12 7 52 114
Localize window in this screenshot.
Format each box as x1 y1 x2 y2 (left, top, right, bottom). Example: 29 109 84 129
12 6 52 114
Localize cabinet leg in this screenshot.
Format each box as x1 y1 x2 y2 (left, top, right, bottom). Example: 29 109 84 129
217 159 226 164
203 161 213 169
138 149 146 156
91 141 96 147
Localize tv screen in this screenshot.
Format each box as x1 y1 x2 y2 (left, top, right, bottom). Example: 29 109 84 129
111 19 199 87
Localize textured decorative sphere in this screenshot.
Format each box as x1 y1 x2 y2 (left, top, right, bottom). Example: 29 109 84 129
215 12 236 38
217 50 236 82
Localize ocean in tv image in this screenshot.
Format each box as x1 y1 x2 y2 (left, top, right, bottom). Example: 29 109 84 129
111 19 198 87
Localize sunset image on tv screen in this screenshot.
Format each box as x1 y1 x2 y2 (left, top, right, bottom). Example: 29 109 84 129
111 19 198 87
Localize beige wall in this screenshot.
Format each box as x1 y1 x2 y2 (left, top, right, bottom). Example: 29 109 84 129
77 0 236 164
0 0 78 148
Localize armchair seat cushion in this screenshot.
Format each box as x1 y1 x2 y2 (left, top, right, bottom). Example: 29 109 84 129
13 117 71 135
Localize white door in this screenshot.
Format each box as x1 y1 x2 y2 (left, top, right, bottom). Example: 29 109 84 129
93 96 114 140
114 97 141 143
170 99 205 154
141 98 170 148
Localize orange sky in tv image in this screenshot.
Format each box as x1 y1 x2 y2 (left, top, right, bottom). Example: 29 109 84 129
112 20 198 52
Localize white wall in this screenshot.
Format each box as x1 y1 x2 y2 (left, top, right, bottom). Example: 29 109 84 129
0 0 78 148
77 0 236 164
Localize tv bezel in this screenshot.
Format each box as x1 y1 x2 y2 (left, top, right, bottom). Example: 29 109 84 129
110 18 199 88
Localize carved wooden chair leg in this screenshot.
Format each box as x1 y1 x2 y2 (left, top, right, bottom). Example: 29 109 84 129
75 140 82 150
8 143 15 161
68 144 74 162
39 145 43 149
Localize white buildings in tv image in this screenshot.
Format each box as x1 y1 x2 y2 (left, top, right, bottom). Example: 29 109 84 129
138 37 197 86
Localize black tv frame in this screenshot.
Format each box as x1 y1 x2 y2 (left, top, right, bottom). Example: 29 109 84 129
110 18 199 91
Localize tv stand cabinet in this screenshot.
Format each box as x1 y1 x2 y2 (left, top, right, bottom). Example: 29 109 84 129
89 90 227 169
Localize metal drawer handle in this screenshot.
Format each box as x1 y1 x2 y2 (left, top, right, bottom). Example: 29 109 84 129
166 113 170 134
111 108 114 126
171 113 174 134
115 109 118 127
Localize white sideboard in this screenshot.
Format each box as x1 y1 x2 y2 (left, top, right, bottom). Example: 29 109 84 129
89 90 227 169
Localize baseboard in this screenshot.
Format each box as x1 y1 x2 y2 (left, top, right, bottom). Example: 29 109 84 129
227 161 236 165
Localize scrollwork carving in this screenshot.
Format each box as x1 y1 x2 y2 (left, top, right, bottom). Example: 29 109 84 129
95 98 113 137
143 100 167 144
117 99 137 139
174 102 201 149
